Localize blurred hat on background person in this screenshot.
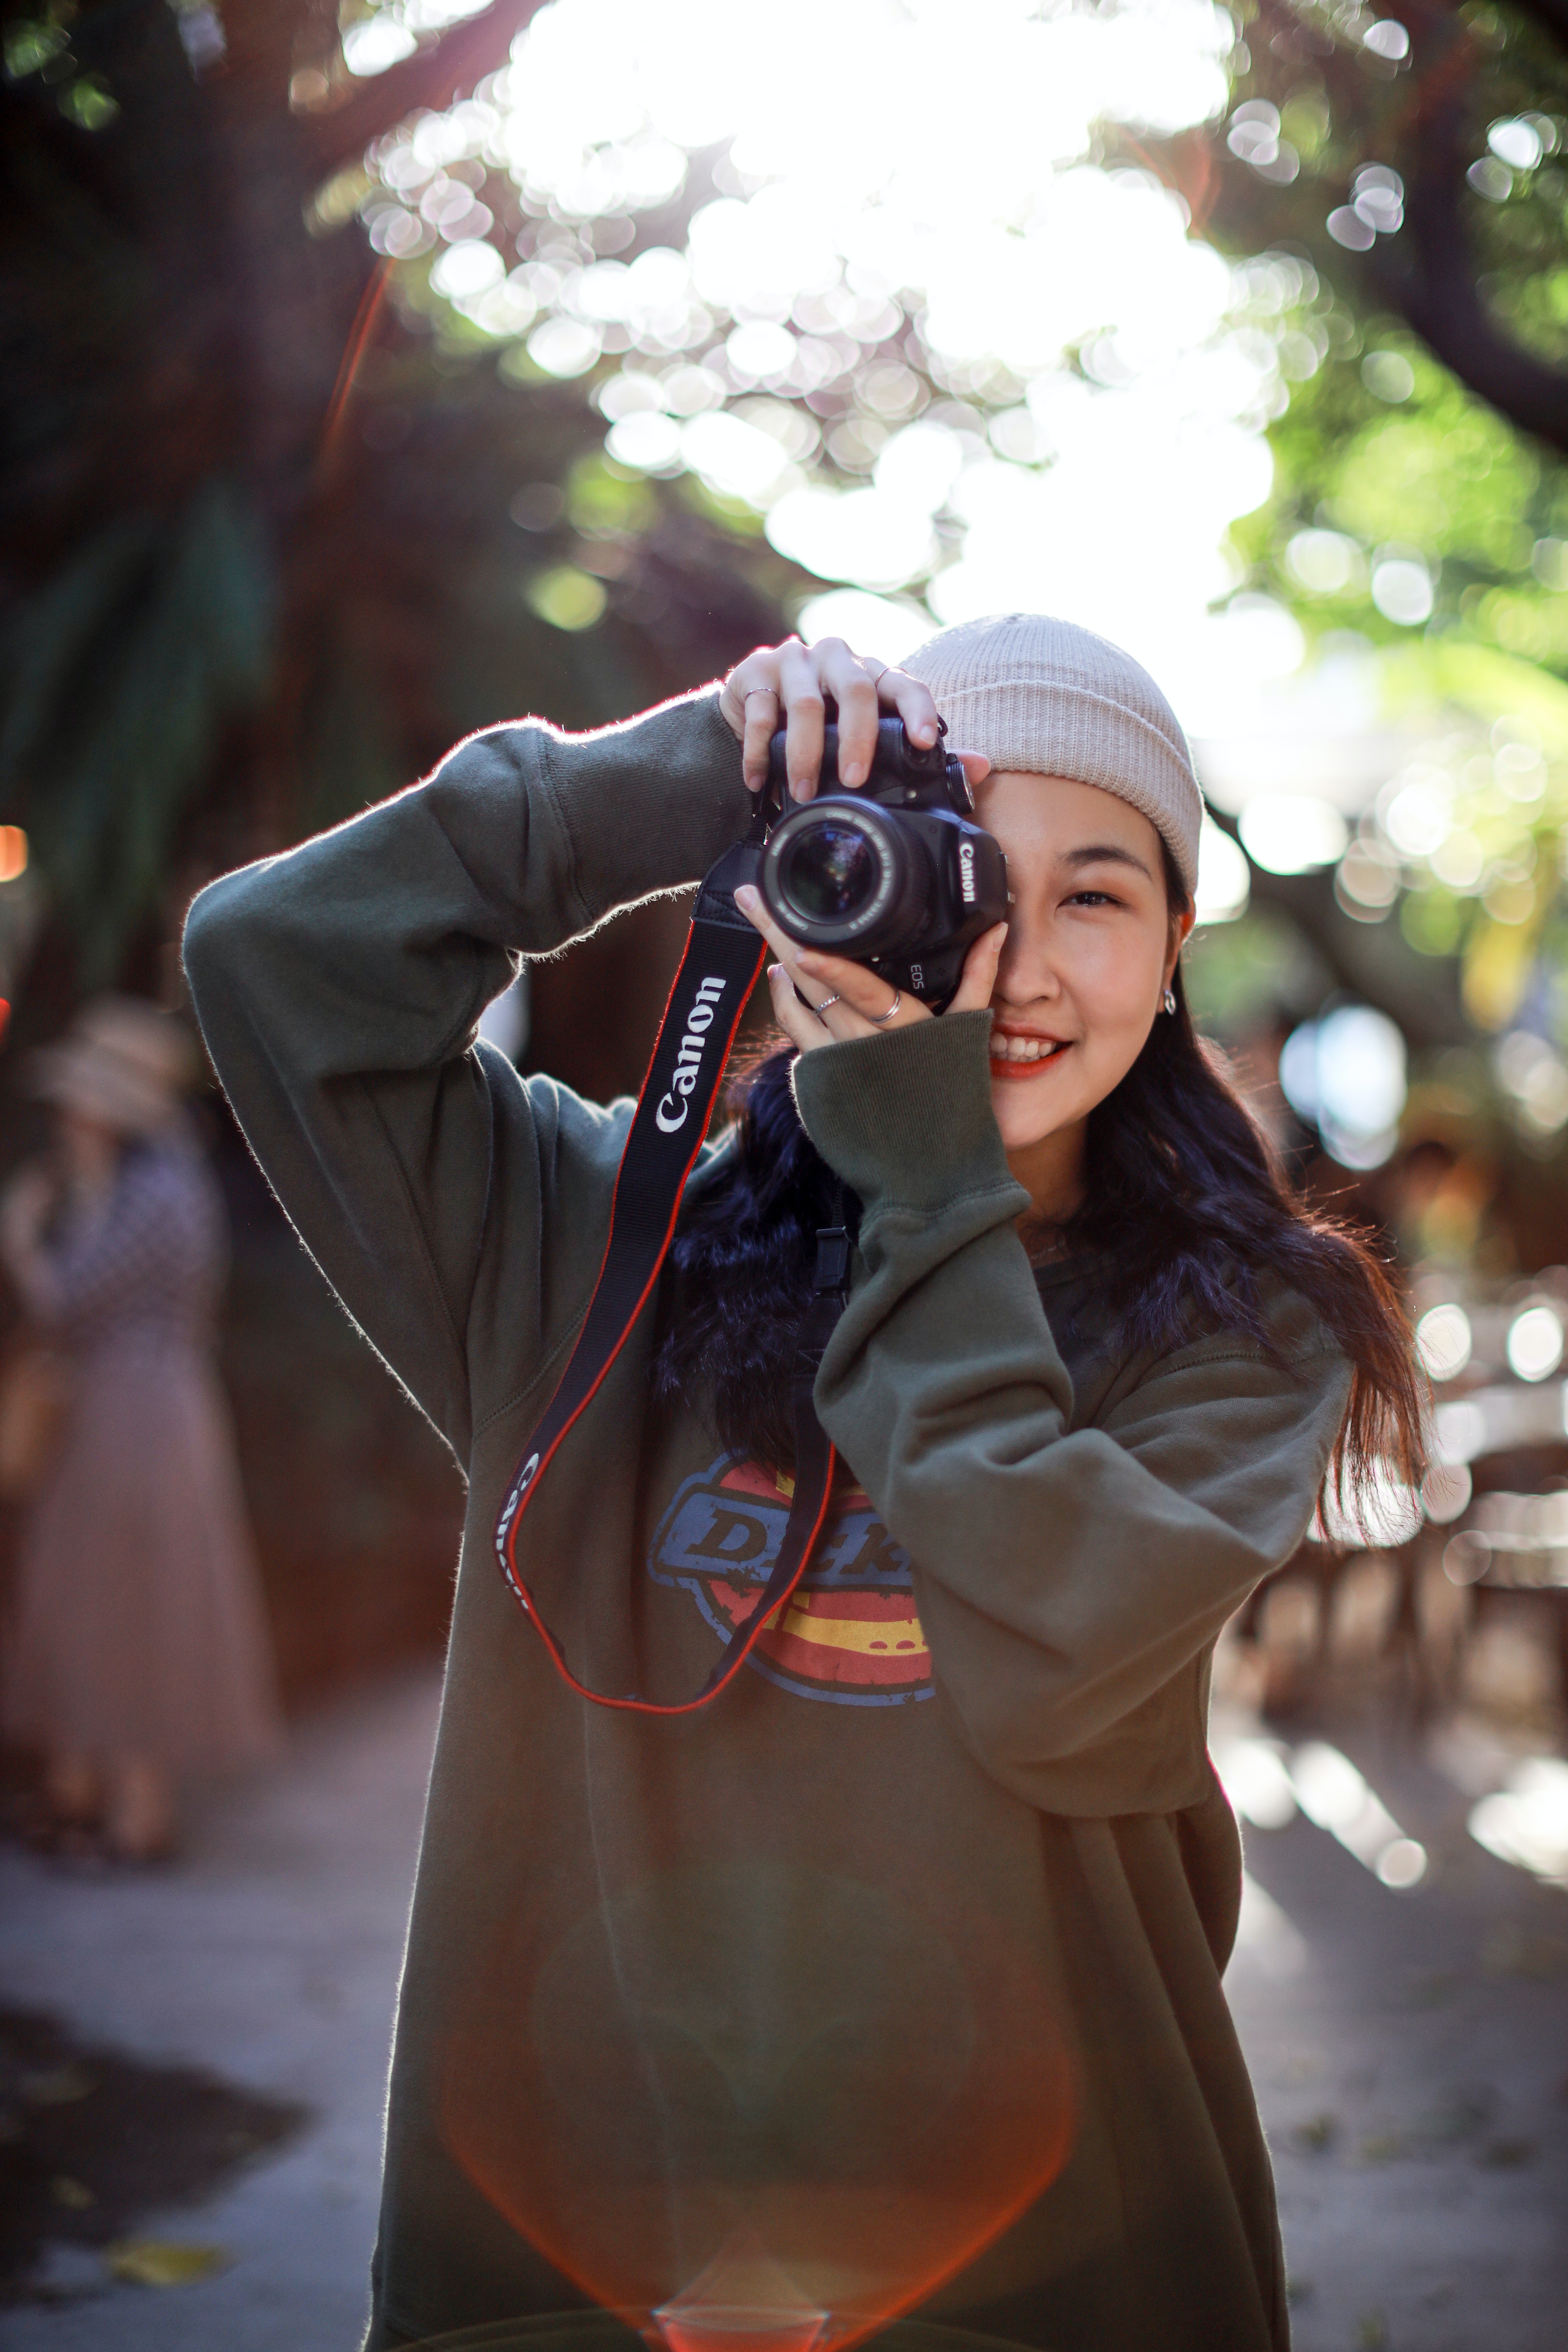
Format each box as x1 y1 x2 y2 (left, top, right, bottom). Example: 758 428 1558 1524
28 996 195 1137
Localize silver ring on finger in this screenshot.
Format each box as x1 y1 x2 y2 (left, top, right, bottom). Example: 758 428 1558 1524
868 989 901 1024
743 685 779 702
813 993 842 1015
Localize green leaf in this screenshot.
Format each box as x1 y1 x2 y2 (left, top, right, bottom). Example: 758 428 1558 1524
1 482 275 981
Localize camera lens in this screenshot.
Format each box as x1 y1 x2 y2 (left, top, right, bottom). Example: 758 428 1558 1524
777 821 884 924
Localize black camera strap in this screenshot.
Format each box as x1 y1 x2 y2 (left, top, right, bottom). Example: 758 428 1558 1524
492 806 850 1715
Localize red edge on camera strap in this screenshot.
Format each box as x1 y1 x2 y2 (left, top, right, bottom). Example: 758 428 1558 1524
492 898 841 1716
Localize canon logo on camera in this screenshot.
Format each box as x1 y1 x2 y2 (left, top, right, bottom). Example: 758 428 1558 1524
655 977 727 1132
958 840 976 904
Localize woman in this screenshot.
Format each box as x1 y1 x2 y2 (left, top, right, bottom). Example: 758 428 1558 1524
183 616 1420 2352
0 995 281 1860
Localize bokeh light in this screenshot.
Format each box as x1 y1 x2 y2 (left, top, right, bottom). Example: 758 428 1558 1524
1194 818 1251 923
1505 1303 1565 1382
1279 1004 1408 1167
1469 1757 1568 1885
363 0 1318 727
1369 555 1434 627
1318 1460 1422 1548
1415 1303 1473 1383
526 566 609 630
1420 1461 1473 1524
1237 794 1349 874
1290 1740 1427 1885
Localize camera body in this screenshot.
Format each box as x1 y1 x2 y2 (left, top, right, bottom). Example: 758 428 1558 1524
760 717 1009 1008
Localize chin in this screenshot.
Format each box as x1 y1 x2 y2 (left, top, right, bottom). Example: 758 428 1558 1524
989 1080 1076 1155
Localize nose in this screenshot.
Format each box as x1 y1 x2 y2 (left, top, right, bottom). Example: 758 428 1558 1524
992 916 1062 1011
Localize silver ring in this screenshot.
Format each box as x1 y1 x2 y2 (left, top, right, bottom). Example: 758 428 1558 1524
868 989 901 1024
742 685 779 701
813 993 842 1015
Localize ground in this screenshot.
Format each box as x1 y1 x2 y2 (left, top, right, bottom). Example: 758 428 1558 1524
1222 1711 1568 2352
0 1668 1564 2352
0 1675 439 2352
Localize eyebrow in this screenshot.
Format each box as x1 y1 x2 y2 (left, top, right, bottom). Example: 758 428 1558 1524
1062 843 1156 881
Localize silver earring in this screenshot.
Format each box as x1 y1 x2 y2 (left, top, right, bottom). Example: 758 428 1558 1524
1162 987 1177 1016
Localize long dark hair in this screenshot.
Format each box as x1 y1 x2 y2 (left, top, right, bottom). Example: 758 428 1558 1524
654 865 1424 1510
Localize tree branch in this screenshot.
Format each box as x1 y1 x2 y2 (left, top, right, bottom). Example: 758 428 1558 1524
1372 2 1568 457
300 0 551 173
1162 0 1568 460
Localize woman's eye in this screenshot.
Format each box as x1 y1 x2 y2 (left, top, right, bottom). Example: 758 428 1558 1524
1066 889 1118 908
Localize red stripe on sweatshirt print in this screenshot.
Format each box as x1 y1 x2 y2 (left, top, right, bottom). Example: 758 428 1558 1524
647 1456 933 1706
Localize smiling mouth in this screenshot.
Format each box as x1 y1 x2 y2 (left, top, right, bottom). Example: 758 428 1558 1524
989 1032 1071 1076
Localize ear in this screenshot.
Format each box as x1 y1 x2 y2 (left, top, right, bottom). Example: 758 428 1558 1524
1165 903 1195 988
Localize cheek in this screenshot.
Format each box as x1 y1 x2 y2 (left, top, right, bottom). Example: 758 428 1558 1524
987 927 1162 1145
1064 926 1166 1041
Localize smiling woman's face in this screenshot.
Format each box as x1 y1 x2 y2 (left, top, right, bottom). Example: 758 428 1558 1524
975 769 1193 1173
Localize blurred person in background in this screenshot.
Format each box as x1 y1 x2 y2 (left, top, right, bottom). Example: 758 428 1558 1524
0 996 280 1862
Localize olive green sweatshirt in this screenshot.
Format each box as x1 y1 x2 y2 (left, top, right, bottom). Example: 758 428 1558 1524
183 686 1349 2352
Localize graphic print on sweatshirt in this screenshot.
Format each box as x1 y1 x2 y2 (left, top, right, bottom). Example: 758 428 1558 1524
647 1455 933 1706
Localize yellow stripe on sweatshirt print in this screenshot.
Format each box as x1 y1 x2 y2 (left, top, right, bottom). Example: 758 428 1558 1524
647 1454 933 1707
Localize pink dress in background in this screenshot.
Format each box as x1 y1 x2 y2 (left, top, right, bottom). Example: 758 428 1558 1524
1 1129 282 1772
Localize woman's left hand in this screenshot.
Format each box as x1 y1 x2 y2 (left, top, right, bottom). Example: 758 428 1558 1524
733 886 1008 1055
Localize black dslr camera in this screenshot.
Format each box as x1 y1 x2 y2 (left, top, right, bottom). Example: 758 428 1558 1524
760 716 1009 1008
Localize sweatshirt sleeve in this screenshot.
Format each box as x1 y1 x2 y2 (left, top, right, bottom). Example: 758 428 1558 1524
791 1012 1351 1814
182 686 750 1460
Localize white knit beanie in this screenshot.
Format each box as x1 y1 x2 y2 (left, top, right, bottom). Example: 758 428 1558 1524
900 613 1203 896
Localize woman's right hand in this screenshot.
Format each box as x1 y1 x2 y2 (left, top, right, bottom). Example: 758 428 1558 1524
719 635 945 803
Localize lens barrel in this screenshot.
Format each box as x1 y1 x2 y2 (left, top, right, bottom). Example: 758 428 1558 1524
757 718 1008 1008
760 799 928 954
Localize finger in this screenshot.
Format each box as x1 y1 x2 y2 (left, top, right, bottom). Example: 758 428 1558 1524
776 638 826 800
948 922 1009 1016
813 639 882 789
738 890 874 1038
876 666 941 750
718 649 766 740
795 947 930 1032
955 748 991 787
767 959 829 1053
720 650 784 788
736 886 842 1016
740 685 780 793
733 882 799 968
717 684 743 740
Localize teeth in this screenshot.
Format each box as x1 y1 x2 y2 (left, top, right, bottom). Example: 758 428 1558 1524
993 1035 1060 1063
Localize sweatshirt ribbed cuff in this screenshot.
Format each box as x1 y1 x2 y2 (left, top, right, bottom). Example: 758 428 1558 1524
790 1010 1027 1219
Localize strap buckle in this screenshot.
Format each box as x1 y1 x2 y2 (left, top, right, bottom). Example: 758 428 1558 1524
813 1225 850 1294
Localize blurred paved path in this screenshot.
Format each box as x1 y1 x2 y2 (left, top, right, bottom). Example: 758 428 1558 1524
0 1671 441 2352
1 1673 1565 2351
1222 1710 1568 2352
